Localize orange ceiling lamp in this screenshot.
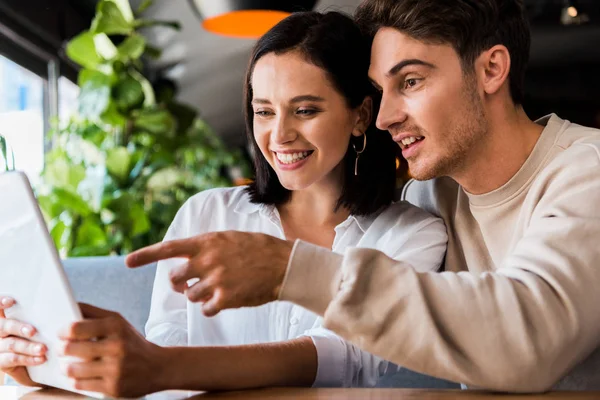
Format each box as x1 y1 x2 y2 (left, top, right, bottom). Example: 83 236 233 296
188 0 318 39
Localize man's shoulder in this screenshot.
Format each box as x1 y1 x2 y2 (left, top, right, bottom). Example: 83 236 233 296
537 119 600 189
401 177 460 218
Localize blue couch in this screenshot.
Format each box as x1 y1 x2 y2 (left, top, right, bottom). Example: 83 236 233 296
61 256 460 390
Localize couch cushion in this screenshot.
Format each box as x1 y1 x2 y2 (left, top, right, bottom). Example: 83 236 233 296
62 257 157 334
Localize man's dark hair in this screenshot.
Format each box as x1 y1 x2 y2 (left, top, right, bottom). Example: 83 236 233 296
355 0 531 104
243 11 397 216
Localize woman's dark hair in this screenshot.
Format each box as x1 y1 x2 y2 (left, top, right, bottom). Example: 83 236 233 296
244 11 397 216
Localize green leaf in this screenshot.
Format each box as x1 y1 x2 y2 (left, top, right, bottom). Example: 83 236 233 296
147 167 184 191
106 147 132 181
100 102 127 129
129 69 155 107
129 203 150 236
0 135 15 171
128 151 147 181
50 219 71 250
78 71 113 119
134 19 181 30
44 159 86 191
91 0 134 35
136 0 153 14
52 188 92 216
94 33 118 60
75 218 108 248
66 32 102 69
38 195 63 220
117 34 146 60
113 75 144 110
70 244 112 257
167 102 197 134
144 44 162 59
134 108 175 136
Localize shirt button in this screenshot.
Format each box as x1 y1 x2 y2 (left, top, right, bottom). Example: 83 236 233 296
290 317 299 325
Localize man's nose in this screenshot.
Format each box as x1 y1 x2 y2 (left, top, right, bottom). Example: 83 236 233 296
376 93 407 132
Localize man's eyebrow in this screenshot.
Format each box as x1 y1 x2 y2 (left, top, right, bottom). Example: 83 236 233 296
386 59 436 77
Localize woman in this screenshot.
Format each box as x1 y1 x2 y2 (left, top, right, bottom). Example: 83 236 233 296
0 11 446 393
144 11 447 389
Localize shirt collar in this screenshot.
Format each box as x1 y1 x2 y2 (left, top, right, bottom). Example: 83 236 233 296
233 197 375 233
233 199 263 215
349 214 375 234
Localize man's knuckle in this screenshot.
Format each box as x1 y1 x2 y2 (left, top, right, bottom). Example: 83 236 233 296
202 252 219 267
107 381 123 398
108 339 125 356
107 360 121 376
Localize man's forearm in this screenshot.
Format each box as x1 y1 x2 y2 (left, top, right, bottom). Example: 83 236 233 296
156 337 318 391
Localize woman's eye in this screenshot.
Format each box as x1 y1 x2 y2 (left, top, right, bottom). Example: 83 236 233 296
254 110 273 117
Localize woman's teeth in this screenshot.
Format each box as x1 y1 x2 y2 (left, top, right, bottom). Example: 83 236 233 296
276 151 311 164
401 136 424 147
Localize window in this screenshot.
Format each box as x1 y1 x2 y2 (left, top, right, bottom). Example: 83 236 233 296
58 75 79 125
0 54 45 183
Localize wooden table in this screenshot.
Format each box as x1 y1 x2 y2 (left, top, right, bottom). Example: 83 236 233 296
4 387 600 400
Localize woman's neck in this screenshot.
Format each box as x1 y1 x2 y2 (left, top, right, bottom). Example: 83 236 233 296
277 182 350 249
282 187 348 224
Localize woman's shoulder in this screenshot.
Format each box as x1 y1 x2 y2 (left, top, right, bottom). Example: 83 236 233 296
359 201 448 271
184 186 252 211
169 186 257 236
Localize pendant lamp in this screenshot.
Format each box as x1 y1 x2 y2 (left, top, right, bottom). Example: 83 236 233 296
188 0 318 38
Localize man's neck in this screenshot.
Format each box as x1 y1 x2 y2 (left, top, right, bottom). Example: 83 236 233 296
453 106 545 195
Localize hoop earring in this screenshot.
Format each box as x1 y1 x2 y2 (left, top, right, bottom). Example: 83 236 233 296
353 133 367 176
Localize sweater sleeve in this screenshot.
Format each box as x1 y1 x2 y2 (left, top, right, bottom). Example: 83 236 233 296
279 154 600 392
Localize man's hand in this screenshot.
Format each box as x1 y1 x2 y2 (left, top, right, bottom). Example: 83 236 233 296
59 304 167 398
126 231 294 316
0 297 47 387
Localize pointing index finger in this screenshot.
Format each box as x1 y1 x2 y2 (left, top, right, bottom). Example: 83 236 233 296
126 238 199 268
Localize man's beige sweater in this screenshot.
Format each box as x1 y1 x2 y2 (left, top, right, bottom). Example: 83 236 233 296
279 114 600 392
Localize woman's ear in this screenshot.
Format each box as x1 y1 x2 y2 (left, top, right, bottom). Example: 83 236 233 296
352 96 373 137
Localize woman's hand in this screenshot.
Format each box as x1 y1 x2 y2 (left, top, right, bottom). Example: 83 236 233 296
59 303 168 398
0 297 47 386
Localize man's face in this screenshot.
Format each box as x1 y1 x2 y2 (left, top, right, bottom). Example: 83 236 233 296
369 28 488 180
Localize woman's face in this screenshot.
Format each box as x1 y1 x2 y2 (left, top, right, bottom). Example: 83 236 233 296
251 50 369 192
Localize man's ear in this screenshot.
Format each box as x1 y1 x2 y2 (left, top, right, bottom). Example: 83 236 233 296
352 96 373 137
476 44 511 96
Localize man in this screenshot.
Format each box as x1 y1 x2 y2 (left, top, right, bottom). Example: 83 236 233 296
4 0 598 396
125 0 600 392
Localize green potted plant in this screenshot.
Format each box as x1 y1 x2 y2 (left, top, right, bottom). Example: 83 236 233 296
0 135 14 172
37 0 251 257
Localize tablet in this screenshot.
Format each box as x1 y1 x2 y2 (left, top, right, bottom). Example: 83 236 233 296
0 171 103 398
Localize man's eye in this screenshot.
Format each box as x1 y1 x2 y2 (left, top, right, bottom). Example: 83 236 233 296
404 78 420 89
296 109 317 116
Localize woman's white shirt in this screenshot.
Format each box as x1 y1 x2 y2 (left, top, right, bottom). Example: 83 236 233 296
145 186 447 388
